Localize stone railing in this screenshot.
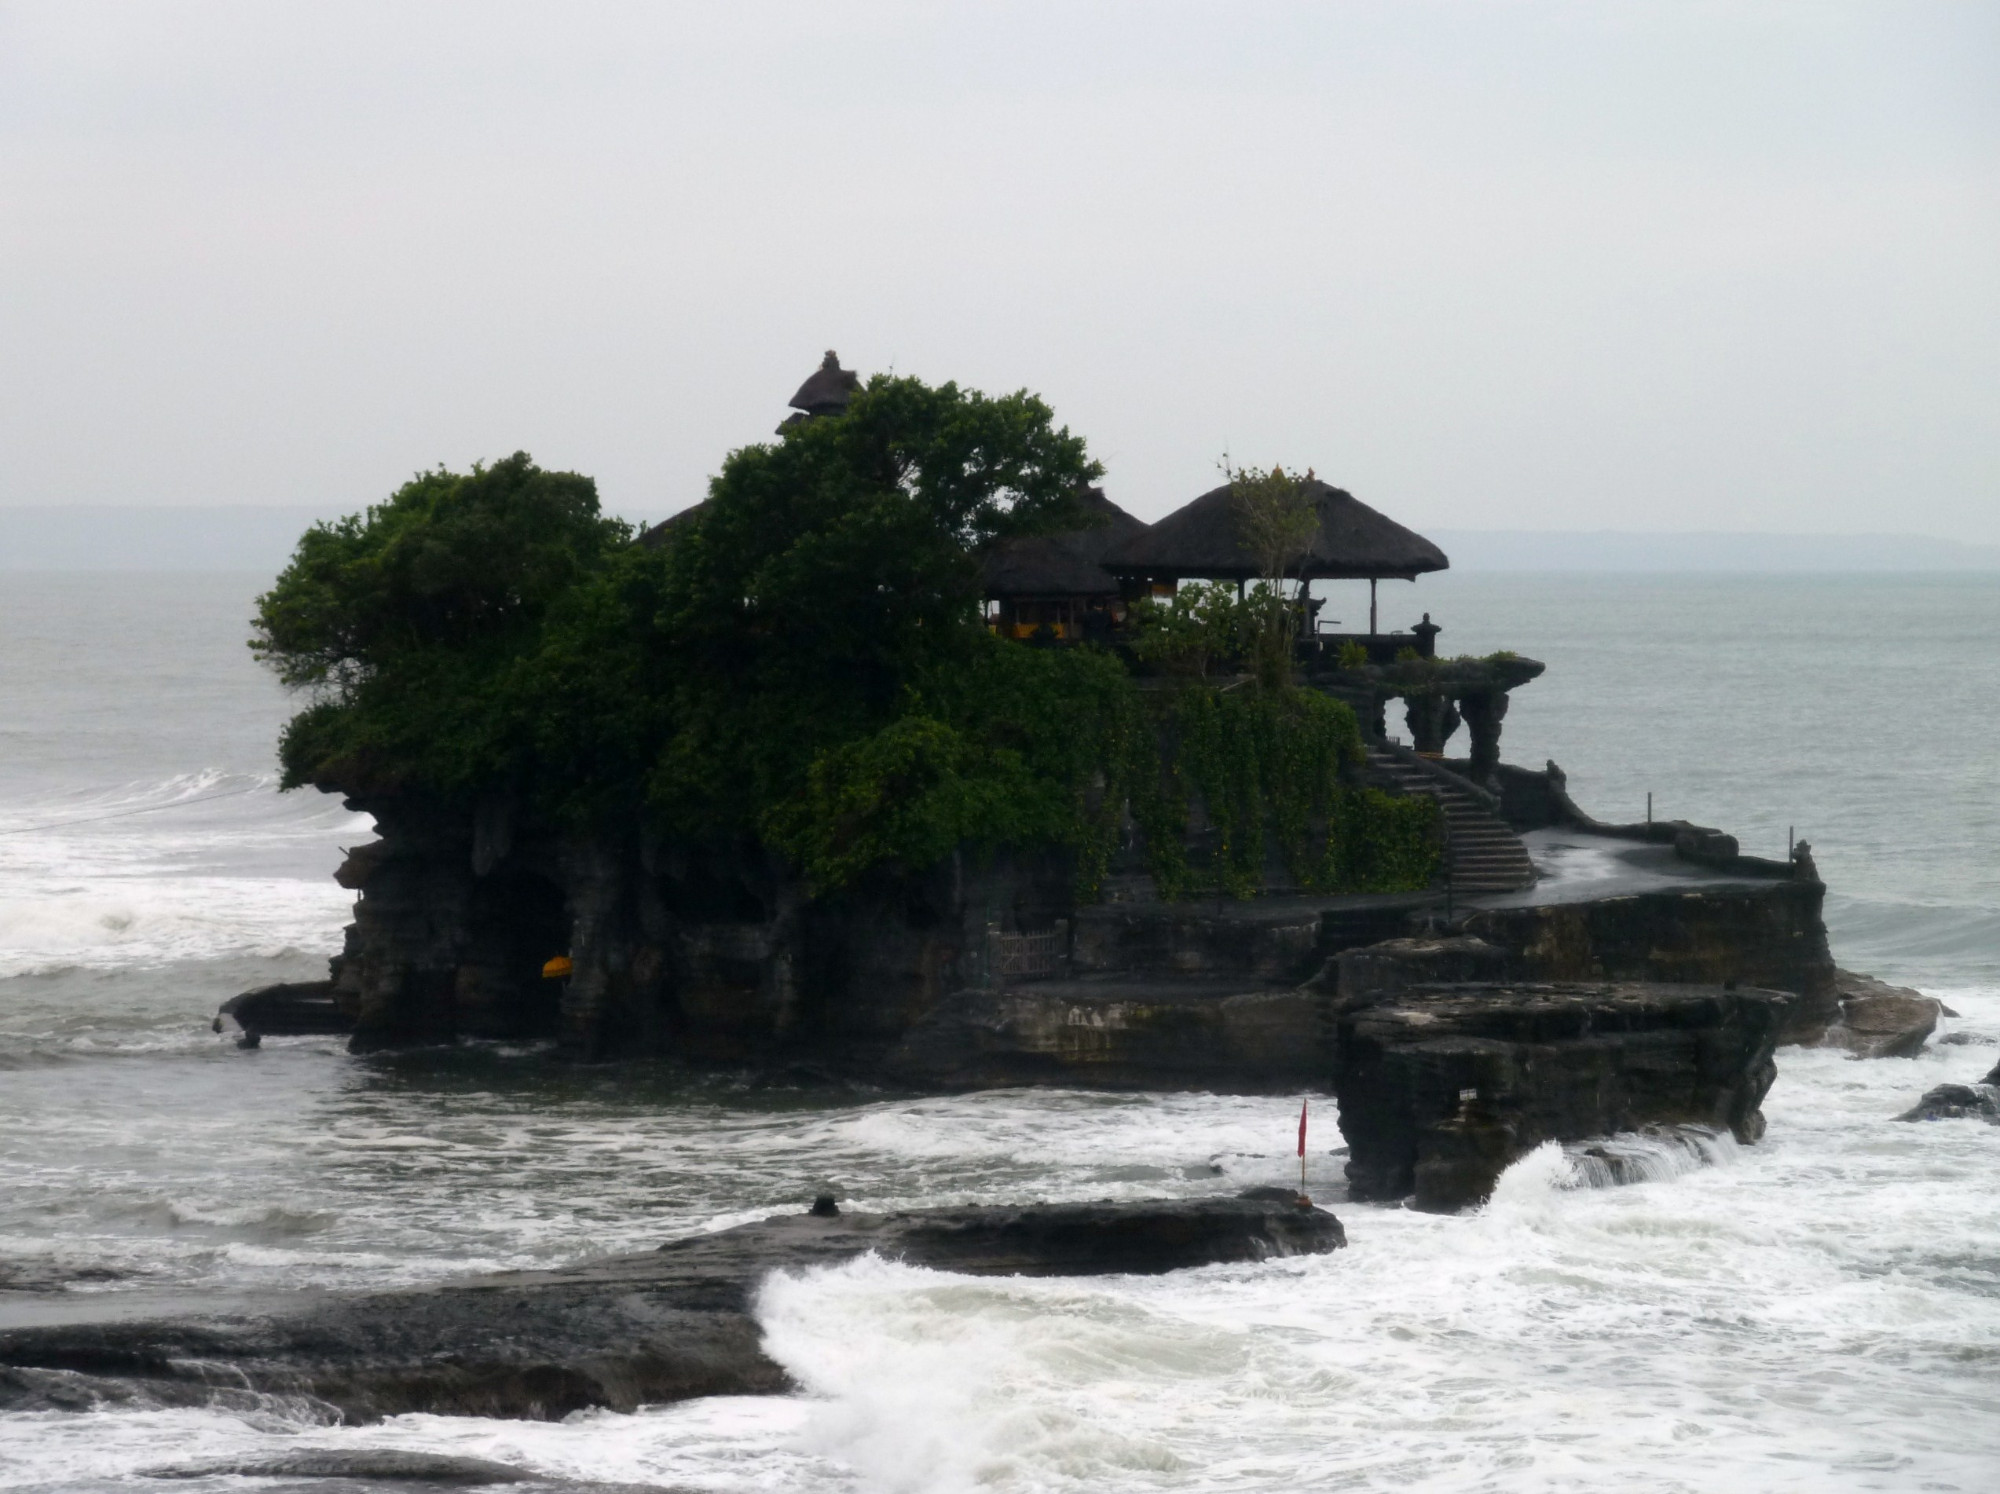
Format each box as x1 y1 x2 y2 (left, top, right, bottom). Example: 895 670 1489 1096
989 924 1068 982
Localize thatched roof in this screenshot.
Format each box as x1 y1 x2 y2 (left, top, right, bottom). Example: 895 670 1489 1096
789 350 861 417
635 501 704 550
981 489 1150 599
638 487 1148 575
1102 477 1448 581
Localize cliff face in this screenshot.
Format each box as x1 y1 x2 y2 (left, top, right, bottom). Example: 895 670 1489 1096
327 786 1836 1064
329 790 1074 1063
1462 882 1837 1040
1333 981 1789 1211
305 781 1833 1211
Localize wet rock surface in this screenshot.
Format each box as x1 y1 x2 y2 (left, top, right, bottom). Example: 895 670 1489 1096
1331 936 1509 1006
1898 1058 2000 1123
885 977 1329 1091
1815 969 1942 1059
0 1261 125 1292
143 1450 538 1484
214 981 353 1046
1332 981 1789 1212
1896 1083 2000 1124
1462 882 1836 1041
0 1194 1343 1423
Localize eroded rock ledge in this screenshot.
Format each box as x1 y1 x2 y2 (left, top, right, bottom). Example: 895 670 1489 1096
0 1194 1342 1424
1333 980 1789 1212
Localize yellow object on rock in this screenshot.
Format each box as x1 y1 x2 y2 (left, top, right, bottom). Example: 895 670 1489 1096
541 956 574 980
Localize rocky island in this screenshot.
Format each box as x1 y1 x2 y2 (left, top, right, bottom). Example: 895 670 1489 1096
224 355 1932 1213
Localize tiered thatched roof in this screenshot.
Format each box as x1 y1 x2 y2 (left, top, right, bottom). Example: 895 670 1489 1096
641 353 866 548
1102 478 1448 582
981 488 1150 599
787 350 861 419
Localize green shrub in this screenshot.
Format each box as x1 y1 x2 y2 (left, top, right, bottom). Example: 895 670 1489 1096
1125 581 1249 678
1123 682 1437 900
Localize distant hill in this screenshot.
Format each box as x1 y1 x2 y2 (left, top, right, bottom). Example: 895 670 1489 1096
2 507 1997 573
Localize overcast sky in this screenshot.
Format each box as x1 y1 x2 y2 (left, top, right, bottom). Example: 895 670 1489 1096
3 2 1995 538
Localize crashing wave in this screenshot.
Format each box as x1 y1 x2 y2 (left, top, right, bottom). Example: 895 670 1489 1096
1558 1124 1739 1189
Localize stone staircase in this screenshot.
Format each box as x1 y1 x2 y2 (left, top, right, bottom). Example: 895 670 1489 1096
1364 746 1538 894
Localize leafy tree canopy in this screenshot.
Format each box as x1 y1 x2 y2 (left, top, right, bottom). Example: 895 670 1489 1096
643 376 1102 848
253 378 1433 897
252 453 628 691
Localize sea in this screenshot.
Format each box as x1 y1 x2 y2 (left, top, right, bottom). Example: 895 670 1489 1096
1 569 1997 1493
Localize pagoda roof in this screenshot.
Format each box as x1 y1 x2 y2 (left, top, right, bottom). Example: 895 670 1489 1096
1102 477 1448 581
788 350 861 417
981 489 1150 599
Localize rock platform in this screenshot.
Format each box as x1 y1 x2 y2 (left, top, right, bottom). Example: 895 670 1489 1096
0 1194 1342 1423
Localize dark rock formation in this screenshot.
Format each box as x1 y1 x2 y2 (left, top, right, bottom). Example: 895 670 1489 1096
887 978 1329 1091
212 980 352 1047
1816 969 1942 1058
1070 897 1341 984
1331 936 1509 1005
0 1194 1342 1423
1896 1080 2000 1124
0 1262 123 1293
319 792 1084 1062
294 726 1844 1082
144 1450 536 1484
262 760 1844 1194
884 924 1524 1093
1463 882 1837 1041
1332 981 1789 1212
1402 692 1462 756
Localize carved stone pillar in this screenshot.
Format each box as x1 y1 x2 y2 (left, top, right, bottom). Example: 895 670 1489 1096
1459 690 1510 786
1403 693 1461 755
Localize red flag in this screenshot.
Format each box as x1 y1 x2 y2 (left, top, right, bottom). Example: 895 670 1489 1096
1297 1099 1308 1157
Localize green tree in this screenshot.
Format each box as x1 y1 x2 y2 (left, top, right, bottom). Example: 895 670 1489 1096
252 453 625 691
1125 580 1249 678
253 454 633 794
1227 462 1319 687
643 374 1102 854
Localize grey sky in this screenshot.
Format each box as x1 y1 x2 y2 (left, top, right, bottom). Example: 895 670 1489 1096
3 2 1995 538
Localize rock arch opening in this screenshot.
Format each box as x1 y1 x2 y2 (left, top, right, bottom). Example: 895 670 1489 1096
459 867 571 1039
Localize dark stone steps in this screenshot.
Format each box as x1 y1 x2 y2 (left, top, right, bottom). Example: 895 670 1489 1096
1363 747 1536 893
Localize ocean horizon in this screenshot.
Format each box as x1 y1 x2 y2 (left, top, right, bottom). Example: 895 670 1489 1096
5 507 1999 574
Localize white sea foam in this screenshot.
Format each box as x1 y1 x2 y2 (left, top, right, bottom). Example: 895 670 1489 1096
4 1009 1997 1493
0 877 356 977
0 770 365 975
737 1023 2000 1492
